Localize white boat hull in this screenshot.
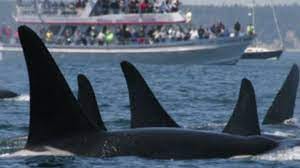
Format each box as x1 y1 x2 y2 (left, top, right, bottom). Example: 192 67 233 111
0 37 253 65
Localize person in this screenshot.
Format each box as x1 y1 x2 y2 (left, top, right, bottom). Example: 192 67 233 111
185 9 192 23
102 0 110 14
210 24 217 35
153 28 160 43
234 21 241 37
105 29 114 44
129 0 138 13
139 0 149 13
4 25 12 43
73 29 82 45
175 28 183 41
124 26 132 44
159 0 168 13
80 33 88 46
111 0 120 14
190 28 199 40
247 24 255 35
147 26 155 42
165 0 172 12
64 28 73 45
159 27 167 42
203 28 210 39
119 0 128 13
198 26 205 39
115 27 122 44
84 26 95 45
171 0 179 12
76 0 83 8
216 21 225 36
45 29 53 43
97 28 105 45
0 24 6 43
153 0 161 13
136 26 145 44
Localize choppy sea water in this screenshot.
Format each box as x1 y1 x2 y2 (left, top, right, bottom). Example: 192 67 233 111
0 51 298 167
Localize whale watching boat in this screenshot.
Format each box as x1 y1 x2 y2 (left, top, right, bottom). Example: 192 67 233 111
0 0 254 64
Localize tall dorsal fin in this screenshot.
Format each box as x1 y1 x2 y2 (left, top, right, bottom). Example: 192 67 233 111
263 64 300 124
78 74 107 131
223 79 261 136
120 61 180 128
18 26 98 147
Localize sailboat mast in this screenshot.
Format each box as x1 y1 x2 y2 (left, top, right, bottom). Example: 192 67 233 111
269 0 284 50
252 0 255 28
251 0 257 47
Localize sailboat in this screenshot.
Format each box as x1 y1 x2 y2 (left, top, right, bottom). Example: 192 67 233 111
242 0 284 60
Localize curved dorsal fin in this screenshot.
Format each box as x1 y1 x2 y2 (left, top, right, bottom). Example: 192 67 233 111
223 79 261 136
18 26 97 147
263 64 300 125
78 74 107 131
120 61 180 128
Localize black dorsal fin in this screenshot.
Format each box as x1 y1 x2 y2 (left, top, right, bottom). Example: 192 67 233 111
223 79 261 136
78 74 107 131
120 61 180 128
263 64 300 125
18 26 98 147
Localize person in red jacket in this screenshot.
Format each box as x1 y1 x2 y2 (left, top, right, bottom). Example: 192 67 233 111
139 0 150 13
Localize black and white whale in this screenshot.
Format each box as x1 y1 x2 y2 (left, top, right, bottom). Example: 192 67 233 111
0 89 18 99
16 25 280 159
120 61 299 134
262 64 299 124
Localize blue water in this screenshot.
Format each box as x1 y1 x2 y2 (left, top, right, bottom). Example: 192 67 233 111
0 51 298 167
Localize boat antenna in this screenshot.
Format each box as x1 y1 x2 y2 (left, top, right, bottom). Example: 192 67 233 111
269 0 284 50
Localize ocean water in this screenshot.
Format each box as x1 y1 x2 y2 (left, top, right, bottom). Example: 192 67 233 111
0 51 298 167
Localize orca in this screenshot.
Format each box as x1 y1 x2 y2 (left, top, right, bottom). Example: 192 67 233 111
121 61 299 135
263 64 300 125
17 25 278 159
121 61 260 136
77 74 107 131
0 89 18 99
120 61 179 128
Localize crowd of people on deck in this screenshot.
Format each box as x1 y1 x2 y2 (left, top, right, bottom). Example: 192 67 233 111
35 21 253 46
0 21 255 46
91 0 181 15
17 0 89 15
17 0 181 16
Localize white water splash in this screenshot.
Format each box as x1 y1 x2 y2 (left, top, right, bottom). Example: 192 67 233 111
255 146 300 161
264 131 296 138
284 118 298 126
1 146 74 158
4 94 30 102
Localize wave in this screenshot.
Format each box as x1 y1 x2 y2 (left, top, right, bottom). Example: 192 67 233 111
263 131 296 138
4 94 30 102
0 147 74 158
255 146 300 161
